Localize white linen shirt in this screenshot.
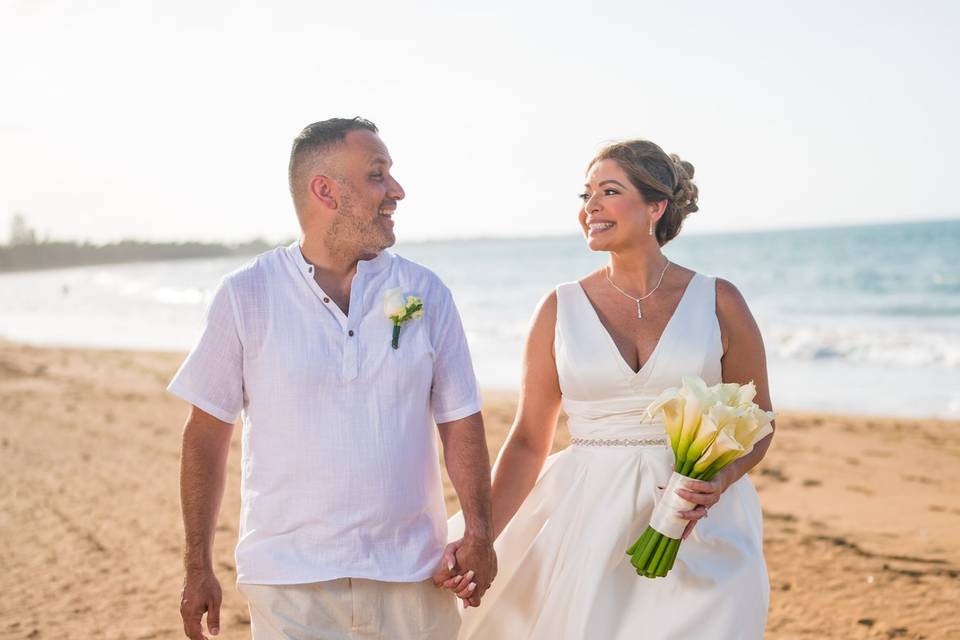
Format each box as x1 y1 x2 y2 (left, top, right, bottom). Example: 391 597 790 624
168 241 481 585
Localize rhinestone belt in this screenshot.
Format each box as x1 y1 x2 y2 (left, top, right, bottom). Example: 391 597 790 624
570 436 668 448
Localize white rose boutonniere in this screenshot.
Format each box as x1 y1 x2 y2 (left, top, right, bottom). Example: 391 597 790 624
383 287 424 349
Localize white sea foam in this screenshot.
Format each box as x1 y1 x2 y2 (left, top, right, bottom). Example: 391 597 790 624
766 323 960 368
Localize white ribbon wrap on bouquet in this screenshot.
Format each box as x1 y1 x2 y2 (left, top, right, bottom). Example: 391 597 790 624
649 472 697 539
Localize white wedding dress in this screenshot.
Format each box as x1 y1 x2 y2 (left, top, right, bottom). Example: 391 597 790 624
449 273 769 639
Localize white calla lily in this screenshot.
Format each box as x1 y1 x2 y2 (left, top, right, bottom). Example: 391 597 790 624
735 381 758 407
675 377 711 459
710 382 741 406
692 424 745 475
660 397 684 452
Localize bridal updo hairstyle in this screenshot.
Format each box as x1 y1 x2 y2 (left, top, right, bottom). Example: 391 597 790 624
589 140 699 247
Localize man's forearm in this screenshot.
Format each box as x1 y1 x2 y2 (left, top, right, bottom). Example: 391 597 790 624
440 412 493 540
180 418 233 572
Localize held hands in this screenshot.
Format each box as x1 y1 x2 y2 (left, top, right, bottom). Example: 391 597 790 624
674 467 735 540
180 569 222 640
432 535 497 608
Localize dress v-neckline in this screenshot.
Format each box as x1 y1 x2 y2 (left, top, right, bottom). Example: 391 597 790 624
576 273 699 379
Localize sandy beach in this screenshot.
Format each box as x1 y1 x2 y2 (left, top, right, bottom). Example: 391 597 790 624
1 341 958 640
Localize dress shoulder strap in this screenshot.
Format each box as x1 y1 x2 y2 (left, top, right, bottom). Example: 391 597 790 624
671 273 718 330
554 280 581 328
553 281 589 351
669 273 723 384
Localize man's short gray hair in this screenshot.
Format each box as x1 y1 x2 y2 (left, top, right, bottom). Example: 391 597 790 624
288 117 379 196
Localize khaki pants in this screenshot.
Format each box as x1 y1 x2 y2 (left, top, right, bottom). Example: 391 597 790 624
237 578 461 640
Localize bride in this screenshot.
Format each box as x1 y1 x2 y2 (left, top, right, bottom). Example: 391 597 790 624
444 139 774 639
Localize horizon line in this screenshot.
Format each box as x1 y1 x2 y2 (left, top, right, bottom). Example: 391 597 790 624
6 215 958 249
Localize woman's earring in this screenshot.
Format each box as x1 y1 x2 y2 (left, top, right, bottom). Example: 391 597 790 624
649 220 655 236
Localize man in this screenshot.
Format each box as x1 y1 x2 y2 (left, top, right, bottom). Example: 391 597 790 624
171 117 496 640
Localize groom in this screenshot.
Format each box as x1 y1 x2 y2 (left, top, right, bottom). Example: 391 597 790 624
171 117 496 639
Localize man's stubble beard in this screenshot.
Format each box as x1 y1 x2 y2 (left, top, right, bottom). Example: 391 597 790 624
324 187 395 261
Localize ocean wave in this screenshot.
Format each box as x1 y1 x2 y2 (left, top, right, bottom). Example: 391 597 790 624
766 324 960 368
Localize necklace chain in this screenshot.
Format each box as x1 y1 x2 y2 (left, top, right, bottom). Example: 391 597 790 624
605 259 670 319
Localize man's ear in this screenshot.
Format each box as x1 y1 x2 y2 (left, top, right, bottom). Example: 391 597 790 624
309 175 338 210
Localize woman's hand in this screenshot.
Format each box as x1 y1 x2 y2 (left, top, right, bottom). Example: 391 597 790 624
432 538 488 607
441 567 479 603
674 467 736 540
432 539 464 587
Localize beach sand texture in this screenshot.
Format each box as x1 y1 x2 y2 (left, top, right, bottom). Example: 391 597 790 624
1 342 958 639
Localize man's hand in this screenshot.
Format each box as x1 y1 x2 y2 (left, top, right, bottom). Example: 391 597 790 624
180 569 222 639
179 407 233 638
434 539 479 604
453 534 497 608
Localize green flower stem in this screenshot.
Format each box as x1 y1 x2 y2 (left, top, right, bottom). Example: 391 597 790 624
626 527 653 556
654 539 675 577
632 530 662 570
634 531 660 566
673 453 683 469
647 536 670 575
391 324 400 349
657 543 672 577
701 464 722 481
664 539 681 575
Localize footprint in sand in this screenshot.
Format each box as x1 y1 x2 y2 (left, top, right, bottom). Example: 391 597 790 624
759 467 789 482
846 485 874 496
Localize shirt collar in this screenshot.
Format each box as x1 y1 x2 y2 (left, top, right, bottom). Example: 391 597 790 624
287 240 393 276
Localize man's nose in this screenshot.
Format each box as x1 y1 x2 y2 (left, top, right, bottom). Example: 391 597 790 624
388 176 405 201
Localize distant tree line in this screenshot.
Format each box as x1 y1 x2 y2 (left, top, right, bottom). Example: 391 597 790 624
1 214 286 272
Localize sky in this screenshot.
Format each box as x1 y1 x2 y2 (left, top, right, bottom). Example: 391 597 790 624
1 0 958 244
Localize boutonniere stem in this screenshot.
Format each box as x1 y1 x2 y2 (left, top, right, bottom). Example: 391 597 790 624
383 288 424 349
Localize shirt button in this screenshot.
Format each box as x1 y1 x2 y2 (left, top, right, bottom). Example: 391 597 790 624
348 330 355 337
323 297 330 303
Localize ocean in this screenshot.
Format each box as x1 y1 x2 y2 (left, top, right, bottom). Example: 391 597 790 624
2 220 958 418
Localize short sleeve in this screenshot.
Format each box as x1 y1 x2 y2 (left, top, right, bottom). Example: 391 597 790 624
429 283 482 424
167 277 244 424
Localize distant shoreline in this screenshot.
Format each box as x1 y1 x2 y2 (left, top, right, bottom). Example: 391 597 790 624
0 238 289 273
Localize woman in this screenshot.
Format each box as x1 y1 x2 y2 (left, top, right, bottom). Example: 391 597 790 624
446 139 774 639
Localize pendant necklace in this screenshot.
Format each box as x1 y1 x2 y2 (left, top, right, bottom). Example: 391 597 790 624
605 258 670 319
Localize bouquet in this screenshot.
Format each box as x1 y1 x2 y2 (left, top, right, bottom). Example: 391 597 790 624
626 376 774 578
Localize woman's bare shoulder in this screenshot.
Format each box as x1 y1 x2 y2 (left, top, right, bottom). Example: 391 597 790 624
714 277 752 321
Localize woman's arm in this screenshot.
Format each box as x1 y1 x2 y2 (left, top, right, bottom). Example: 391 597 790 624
715 277 775 482
676 278 775 528
489 291 564 539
